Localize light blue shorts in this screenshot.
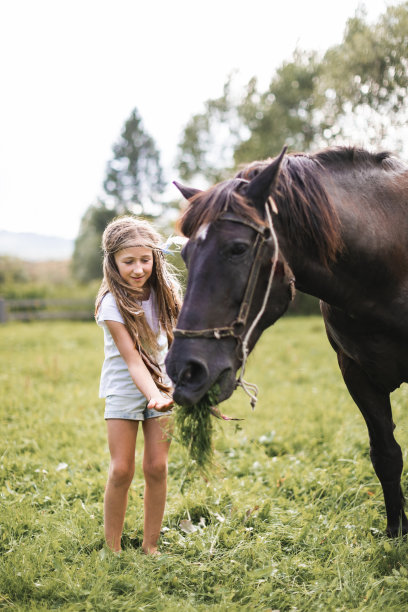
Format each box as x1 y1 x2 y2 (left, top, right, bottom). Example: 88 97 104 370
104 394 172 421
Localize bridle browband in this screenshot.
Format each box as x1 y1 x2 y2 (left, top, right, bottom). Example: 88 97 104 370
174 195 290 408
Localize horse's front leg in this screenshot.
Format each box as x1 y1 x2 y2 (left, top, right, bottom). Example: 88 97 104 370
337 350 408 537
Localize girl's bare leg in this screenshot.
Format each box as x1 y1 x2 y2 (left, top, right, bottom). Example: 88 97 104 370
104 419 139 552
141 416 171 554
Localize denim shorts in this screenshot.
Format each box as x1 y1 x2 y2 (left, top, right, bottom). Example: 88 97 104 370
104 394 172 421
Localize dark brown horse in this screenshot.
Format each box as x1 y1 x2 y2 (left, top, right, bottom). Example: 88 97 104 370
165 147 408 537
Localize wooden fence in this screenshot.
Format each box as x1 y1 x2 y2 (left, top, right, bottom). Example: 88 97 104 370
0 298 94 323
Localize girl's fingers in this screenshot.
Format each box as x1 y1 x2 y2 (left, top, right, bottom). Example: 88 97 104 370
154 405 173 412
147 398 174 412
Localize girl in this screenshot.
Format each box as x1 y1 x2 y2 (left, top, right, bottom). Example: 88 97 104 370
95 216 182 554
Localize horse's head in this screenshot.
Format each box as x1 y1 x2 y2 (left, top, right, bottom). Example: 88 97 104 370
166 148 295 407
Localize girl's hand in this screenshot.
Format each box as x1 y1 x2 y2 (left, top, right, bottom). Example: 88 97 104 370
147 396 174 412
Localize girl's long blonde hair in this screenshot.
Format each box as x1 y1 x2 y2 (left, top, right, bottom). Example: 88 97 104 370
95 216 182 394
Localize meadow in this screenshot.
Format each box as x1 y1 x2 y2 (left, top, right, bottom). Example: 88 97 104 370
1 316 408 610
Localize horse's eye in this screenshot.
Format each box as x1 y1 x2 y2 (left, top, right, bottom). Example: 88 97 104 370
225 241 249 258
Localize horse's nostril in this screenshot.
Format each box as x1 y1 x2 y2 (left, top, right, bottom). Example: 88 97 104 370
183 367 193 382
179 360 209 388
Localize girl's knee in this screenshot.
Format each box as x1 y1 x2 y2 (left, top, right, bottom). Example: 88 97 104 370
143 459 167 483
108 461 135 488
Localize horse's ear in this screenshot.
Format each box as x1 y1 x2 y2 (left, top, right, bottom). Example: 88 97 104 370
173 181 202 201
246 146 287 208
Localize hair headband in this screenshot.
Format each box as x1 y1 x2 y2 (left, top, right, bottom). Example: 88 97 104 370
104 235 188 256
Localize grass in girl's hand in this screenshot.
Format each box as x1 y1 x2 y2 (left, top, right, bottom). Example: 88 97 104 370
173 386 220 471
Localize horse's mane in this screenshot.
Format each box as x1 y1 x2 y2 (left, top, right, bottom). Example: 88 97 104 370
313 146 406 173
178 147 405 269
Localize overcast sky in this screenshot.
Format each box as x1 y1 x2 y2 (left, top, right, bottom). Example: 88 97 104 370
0 0 397 240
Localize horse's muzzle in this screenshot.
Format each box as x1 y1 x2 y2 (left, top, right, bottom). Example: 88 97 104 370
166 340 236 406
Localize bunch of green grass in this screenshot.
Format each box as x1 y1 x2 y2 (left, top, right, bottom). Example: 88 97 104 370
173 386 220 471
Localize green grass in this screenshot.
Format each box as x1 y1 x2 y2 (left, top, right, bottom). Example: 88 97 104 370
1 318 408 610
173 385 221 473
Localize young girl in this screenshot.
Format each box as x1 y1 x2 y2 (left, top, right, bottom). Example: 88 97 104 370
95 216 182 554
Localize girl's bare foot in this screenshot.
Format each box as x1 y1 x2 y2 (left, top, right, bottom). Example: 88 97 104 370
142 544 160 555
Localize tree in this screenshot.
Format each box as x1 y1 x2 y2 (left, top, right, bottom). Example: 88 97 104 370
72 202 117 283
72 107 166 283
318 2 408 153
234 50 323 164
176 51 324 182
103 108 165 215
176 2 408 182
176 76 248 184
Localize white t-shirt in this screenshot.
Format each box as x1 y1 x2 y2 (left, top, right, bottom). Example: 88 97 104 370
97 291 170 398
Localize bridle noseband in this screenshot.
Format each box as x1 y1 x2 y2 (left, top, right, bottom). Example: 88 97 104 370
174 198 293 408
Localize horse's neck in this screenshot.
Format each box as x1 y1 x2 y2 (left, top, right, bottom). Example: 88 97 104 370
285 240 391 322
277 172 408 318
287 253 339 304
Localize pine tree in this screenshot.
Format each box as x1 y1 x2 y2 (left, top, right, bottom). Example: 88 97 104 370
103 108 165 215
72 107 165 282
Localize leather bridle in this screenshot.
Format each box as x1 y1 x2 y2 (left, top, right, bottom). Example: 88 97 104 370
173 200 294 407
174 211 274 341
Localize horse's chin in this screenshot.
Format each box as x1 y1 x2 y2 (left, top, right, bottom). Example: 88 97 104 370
173 367 236 407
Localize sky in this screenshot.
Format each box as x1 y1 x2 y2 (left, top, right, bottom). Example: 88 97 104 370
0 0 398 240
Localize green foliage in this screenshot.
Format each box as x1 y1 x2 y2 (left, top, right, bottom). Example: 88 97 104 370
0 256 99 300
0 256 29 284
2 318 408 609
71 202 117 283
323 3 408 111
72 106 175 284
320 2 408 148
103 108 165 213
176 76 247 184
235 51 323 165
175 50 325 181
176 2 408 183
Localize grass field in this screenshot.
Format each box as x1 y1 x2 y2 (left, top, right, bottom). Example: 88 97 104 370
1 317 408 610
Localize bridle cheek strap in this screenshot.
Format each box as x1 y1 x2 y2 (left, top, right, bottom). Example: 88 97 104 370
174 201 281 409
237 202 280 408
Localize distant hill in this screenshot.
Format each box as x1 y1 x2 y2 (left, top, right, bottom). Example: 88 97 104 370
0 230 74 261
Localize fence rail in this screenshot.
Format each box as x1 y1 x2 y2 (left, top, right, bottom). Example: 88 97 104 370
0 298 94 322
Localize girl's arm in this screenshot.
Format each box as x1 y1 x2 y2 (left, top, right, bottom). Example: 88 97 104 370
105 319 173 412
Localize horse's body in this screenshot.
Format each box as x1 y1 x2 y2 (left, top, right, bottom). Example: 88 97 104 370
165 147 408 536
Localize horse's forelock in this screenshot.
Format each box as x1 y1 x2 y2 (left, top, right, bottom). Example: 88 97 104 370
179 179 265 238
